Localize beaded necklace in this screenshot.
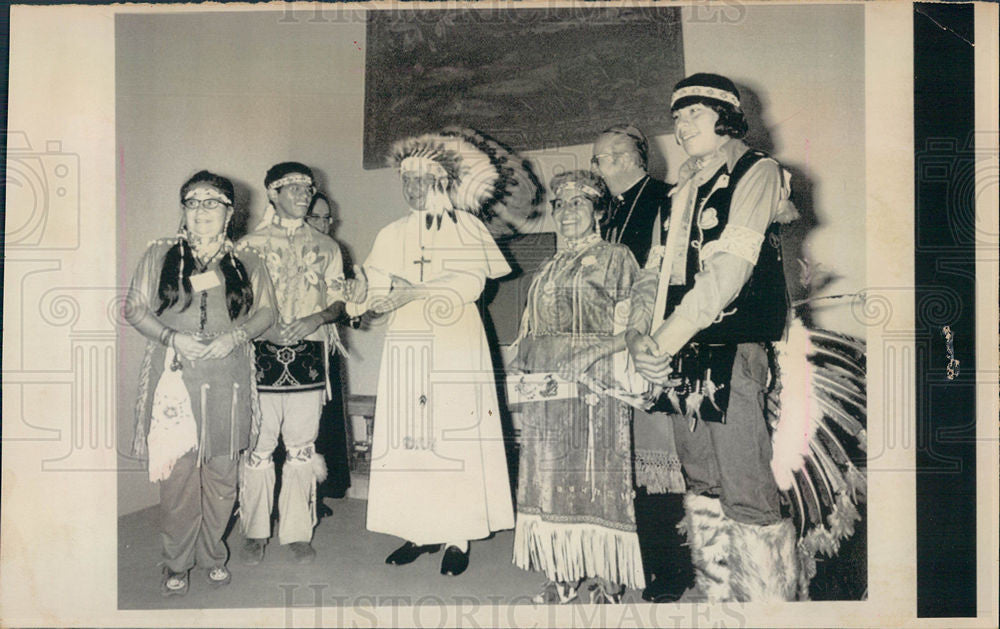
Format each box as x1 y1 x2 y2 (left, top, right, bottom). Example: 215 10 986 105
183 227 228 333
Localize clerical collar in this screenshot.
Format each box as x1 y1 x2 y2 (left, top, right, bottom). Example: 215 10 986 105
616 175 650 204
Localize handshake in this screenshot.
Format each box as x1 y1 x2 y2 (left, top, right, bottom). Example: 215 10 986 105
334 265 369 305
334 265 419 328
625 329 676 385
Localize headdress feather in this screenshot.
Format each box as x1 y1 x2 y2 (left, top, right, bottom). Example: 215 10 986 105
388 128 542 231
768 317 868 598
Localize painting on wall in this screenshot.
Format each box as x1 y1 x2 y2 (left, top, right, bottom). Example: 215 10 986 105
363 6 685 169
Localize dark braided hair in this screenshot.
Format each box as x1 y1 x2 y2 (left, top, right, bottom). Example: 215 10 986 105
156 170 253 320
219 248 254 320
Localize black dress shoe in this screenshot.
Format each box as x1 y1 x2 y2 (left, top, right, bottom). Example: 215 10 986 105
385 541 442 565
641 570 692 603
440 545 469 576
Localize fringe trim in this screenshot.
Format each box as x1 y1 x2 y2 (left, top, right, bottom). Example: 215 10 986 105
634 449 686 494
198 383 210 466
247 343 263 451
513 512 646 590
229 383 239 459
237 450 249 532
131 340 156 459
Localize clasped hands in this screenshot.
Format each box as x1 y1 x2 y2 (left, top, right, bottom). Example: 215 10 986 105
335 265 420 317
373 275 421 314
336 265 369 304
625 329 675 384
555 331 675 385
172 330 242 361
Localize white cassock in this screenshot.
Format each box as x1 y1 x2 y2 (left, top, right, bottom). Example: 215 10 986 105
363 209 516 545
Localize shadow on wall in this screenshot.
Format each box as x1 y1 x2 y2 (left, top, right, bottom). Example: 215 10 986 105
227 177 256 241
738 80 826 329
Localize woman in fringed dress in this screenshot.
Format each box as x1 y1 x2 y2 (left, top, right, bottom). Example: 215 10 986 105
510 170 654 604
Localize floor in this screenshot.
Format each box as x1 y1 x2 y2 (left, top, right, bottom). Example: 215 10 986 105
118 488 866 610
118 496 650 610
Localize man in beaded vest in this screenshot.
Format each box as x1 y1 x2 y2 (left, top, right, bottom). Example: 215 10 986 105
238 162 354 565
591 124 691 603
627 74 800 602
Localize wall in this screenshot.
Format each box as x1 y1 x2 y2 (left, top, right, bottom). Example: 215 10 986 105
117 4 865 515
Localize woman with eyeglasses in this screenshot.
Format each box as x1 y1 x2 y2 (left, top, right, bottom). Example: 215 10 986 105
126 170 275 596
304 193 335 236
509 170 654 604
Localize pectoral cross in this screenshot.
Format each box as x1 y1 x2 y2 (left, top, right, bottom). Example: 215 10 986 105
413 253 431 281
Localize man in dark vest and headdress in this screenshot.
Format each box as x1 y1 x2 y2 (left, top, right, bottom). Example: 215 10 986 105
627 73 800 602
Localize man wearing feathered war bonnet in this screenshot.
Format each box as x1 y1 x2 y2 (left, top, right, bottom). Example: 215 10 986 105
237 162 357 566
627 73 801 602
343 130 516 577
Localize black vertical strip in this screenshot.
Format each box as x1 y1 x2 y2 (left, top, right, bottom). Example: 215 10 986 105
1 4 9 391
913 2 977 618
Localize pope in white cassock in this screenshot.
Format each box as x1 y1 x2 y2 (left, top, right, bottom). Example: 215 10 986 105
346 131 516 577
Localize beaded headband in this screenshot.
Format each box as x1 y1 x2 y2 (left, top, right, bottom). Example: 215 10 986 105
671 85 740 109
555 180 600 198
267 173 313 191
183 185 232 205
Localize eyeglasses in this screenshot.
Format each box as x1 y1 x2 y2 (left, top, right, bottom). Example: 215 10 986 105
551 196 593 212
590 153 612 167
305 214 332 224
182 198 229 210
590 152 630 168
